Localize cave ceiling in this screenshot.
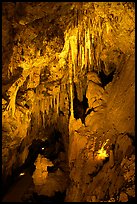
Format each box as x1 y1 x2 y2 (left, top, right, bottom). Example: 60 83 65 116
2 2 135 83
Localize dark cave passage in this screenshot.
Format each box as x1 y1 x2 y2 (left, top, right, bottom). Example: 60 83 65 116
30 191 66 203
73 83 88 124
99 61 116 88
2 127 68 202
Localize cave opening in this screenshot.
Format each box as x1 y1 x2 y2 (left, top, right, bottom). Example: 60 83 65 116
2 126 68 202
20 127 65 173
73 83 88 124
21 139 49 173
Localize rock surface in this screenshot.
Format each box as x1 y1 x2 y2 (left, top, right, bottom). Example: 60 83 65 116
32 154 68 197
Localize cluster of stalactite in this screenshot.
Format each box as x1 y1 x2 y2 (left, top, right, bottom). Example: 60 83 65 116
5 7 106 129
28 8 104 126
64 8 104 117
34 85 62 128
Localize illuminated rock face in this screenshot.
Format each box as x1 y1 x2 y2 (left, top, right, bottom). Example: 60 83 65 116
2 2 135 202
32 154 68 197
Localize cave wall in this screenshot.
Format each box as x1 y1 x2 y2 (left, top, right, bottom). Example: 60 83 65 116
2 2 135 202
65 53 135 202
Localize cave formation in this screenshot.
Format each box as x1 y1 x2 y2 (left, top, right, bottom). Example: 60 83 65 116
2 2 135 202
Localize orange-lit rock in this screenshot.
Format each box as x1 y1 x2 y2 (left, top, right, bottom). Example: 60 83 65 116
32 154 68 197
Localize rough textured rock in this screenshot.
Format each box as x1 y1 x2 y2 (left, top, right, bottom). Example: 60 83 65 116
32 154 68 197
2 2 135 202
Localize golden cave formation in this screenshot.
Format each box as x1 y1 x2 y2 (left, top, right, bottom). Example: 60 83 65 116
2 2 135 202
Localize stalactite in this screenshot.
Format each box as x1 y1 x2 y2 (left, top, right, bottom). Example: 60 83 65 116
69 44 74 118
44 100 46 128
87 21 91 70
46 97 49 115
53 94 56 110
77 81 83 102
41 99 45 128
78 27 80 68
6 71 30 117
43 111 45 128
64 83 66 90
70 34 77 81
60 83 62 92
77 28 79 67
80 45 82 71
58 90 60 113
34 97 39 128
76 82 81 102
8 70 10 78
57 92 59 115
76 9 78 27
92 33 94 45
82 46 85 69
38 99 41 127
61 83 64 92
50 96 53 109
8 67 12 78
85 29 88 71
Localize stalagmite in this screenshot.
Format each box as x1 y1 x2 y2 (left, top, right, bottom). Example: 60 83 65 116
7 89 18 117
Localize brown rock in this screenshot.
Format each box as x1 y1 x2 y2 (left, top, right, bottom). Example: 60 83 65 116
119 192 128 202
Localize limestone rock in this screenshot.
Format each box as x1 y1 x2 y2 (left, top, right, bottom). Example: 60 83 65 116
32 154 68 197
86 80 105 109
126 186 135 197
69 116 83 134
119 192 128 202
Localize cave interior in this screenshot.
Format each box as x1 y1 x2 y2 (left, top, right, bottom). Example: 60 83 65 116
2 2 135 202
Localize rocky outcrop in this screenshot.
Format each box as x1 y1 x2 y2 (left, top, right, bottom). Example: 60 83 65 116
32 154 68 197
66 128 135 202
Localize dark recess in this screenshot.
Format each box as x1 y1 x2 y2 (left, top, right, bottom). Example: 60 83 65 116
99 61 116 87
73 83 88 124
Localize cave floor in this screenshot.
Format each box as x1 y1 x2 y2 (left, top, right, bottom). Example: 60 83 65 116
2 168 33 202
